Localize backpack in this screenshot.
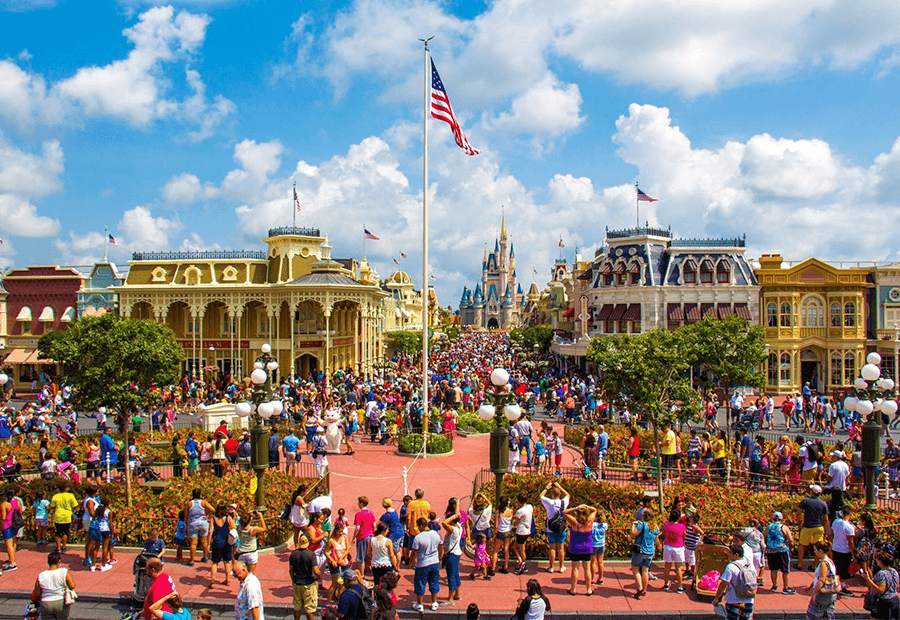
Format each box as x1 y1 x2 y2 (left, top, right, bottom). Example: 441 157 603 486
728 560 758 599
347 585 375 620
807 443 819 462
9 500 24 531
547 509 566 533
766 523 787 552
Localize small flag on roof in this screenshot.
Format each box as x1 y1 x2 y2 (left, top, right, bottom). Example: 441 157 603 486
108 233 118 247
364 229 380 240
637 187 658 202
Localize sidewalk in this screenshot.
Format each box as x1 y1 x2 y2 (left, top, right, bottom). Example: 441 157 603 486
0 432 871 619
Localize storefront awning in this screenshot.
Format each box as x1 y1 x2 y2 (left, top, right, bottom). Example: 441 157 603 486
38 306 54 322
60 306 76 323
717 303 735 318
668 303 684 321
15 307 31 322
3 348 32 364
608 303 628 321
685 304 700 322
595 304 614 321
734 303 751 320
624 304 642 321
562 307 575 318
701 303 716 318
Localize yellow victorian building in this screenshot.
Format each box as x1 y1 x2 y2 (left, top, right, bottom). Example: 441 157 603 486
114 226 387 382
756 254 870 396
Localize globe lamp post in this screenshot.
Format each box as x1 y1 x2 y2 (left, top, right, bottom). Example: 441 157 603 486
234 343 282 513
478 368 522 516
844 352 897 509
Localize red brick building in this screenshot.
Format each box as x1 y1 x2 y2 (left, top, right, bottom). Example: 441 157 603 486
3 266 82 391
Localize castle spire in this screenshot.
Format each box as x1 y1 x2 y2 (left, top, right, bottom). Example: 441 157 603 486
501 209 507 237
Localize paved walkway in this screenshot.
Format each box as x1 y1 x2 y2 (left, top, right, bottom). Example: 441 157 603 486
0 432 869 618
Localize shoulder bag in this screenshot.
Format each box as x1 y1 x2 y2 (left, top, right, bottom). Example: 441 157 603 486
64 570 78 606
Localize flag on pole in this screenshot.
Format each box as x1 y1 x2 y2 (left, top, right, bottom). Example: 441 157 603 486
430 59 480 156
364 229 380 240
400 252 408 259
430 274 436 281
294 187 301 212
108 233 118 247
0 235 3 244
393 258 400 265
533 269 538 276
558 238 565 248
637 188 658 202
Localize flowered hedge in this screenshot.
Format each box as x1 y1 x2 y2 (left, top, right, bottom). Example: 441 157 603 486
481 474 900 559
0 470 309 547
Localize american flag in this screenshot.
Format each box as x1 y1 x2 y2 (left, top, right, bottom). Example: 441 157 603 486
294 187 301 212
364 229 380 240
431 59 479 156
393 258 400 265
558 238 565 248
637 188 658 202
400 252 408 259
108 233 118 247
430 274 436 281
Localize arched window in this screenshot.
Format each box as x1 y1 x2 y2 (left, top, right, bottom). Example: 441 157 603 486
767 303 778 328
844 353 856 385
801 297 824 327
844 302 856 327
699 261 713 284
780 302 792 327
780 353 791 385
716 261 730 284
683 261 697 284
830 353 842 386
830 302 841 327
767 353 778 386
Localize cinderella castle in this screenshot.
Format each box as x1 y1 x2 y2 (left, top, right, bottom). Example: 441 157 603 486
458 215 525 329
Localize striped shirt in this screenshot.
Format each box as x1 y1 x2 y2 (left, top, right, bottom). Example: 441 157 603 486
684 524 701 551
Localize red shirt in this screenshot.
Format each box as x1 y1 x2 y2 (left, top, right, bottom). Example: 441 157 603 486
224 438 240 455
354 509 376 539
143 572 174 620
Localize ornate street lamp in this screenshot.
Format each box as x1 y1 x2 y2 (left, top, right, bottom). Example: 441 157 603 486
478 368 522 515
234 343 284 513
844 352 898 509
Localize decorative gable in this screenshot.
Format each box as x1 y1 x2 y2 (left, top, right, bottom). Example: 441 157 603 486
151 267 167 282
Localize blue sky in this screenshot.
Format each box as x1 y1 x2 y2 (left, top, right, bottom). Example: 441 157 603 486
2 0 900 306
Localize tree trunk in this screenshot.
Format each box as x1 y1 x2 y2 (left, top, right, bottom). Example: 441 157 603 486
124 417 133 508
653 422 664 514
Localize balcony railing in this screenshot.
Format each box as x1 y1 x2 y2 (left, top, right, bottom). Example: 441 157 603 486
267 226 321 238
670 236 746 248
607 226 672 240
131 250 267 261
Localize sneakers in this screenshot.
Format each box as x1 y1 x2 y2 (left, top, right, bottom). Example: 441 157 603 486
783 588 796 595
3 565 16 572
676 586 685 593
662 583 670 591
840 588 856 597
430 602 439 611
412 603 424 612
100 564 112 572
515 562 527 575
498 567 509 574
108 559 117 565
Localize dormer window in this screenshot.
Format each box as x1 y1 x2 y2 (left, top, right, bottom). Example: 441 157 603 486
699 260 713 284
716 261 730 283
683 261 697 284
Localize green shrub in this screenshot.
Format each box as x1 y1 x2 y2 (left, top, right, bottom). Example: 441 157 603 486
398 433 453 454
457 412 494 434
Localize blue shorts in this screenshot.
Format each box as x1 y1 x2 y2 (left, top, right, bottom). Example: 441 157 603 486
356 536 371 563
593 546 605 557
443 553 461 591
546 530 567 545
631 552 653 568
2 526 15 541
89 529 110 543
414 564 441 595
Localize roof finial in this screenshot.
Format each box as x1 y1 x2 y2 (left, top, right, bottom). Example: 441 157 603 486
501 206 507 237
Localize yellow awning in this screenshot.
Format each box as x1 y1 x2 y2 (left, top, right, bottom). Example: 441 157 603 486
39 306 54 322
3 349 31 364
15 307 31 322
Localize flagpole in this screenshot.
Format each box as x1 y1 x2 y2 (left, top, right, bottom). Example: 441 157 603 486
103 226 108 263
421 37 431 460
293 182 297 229
635 182 639 228
363 224 366 259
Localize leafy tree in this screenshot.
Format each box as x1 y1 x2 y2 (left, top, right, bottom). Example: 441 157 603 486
523 325 552 353
588 328 700 507
386 330 423 355
686 315 768 441
39 313 184 505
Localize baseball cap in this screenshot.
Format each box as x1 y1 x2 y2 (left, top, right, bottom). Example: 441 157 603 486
809 484 823 495
772 511 783 520
341 569 358 582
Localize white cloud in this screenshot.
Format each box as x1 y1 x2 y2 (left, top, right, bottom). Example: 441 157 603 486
119 205 182 249
163 172 218 203
0 6 233 138
53 231 106 265
0 136 62 238
0 0 56 11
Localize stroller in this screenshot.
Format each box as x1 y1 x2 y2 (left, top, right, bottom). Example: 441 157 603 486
54 423 76 443
133 456 160 482
131 552 157 606
731 408 758 432
579 457 599 481
2 461 22 483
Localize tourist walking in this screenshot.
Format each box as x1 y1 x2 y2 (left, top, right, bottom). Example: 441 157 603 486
234 561 265 620
289 484 310 549
491 496 514 574
49 483 78 554
805 540 839 620
563 504 596 595
142 558 175 620
512 493 533 575
661 509 686 593
367 522 397 586
32 551 76 620
324 521 350 601
859 551 900 620
714 543 757 620
289 534 320 620
208 503 235 587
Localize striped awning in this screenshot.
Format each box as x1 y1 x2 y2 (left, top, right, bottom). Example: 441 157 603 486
600 263 612 274
609 304 628 321
685 303 700 322
624 304 642 321
717 303 735 318
668 303 684 321
734 303 751 320
701 303 716 318
627 262 641 273
595 304 614 320
613 262 626 274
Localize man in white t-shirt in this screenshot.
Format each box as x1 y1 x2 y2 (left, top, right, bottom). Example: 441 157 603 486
514 416 534 467
798 439 818 482
830 506 856 595
511 493 533 576
539 481 570 573
827 451 849 491
713 544 756 616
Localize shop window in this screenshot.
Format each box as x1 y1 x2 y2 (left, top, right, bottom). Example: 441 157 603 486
683 262 696 284
830 302 842 327
767 353 778 386
716 261 730 283
780 302 792 327
844 302 856 327
780 353 791 385
844 353 856 385
767 303 777 328
830 353 842 386
801 297 824 327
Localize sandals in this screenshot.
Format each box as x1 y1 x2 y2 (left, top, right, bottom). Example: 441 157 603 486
568 590 577 596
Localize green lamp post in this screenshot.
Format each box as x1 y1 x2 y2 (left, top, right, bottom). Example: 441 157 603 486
845 352 897 510
477 367 522 515
235 343 283 513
